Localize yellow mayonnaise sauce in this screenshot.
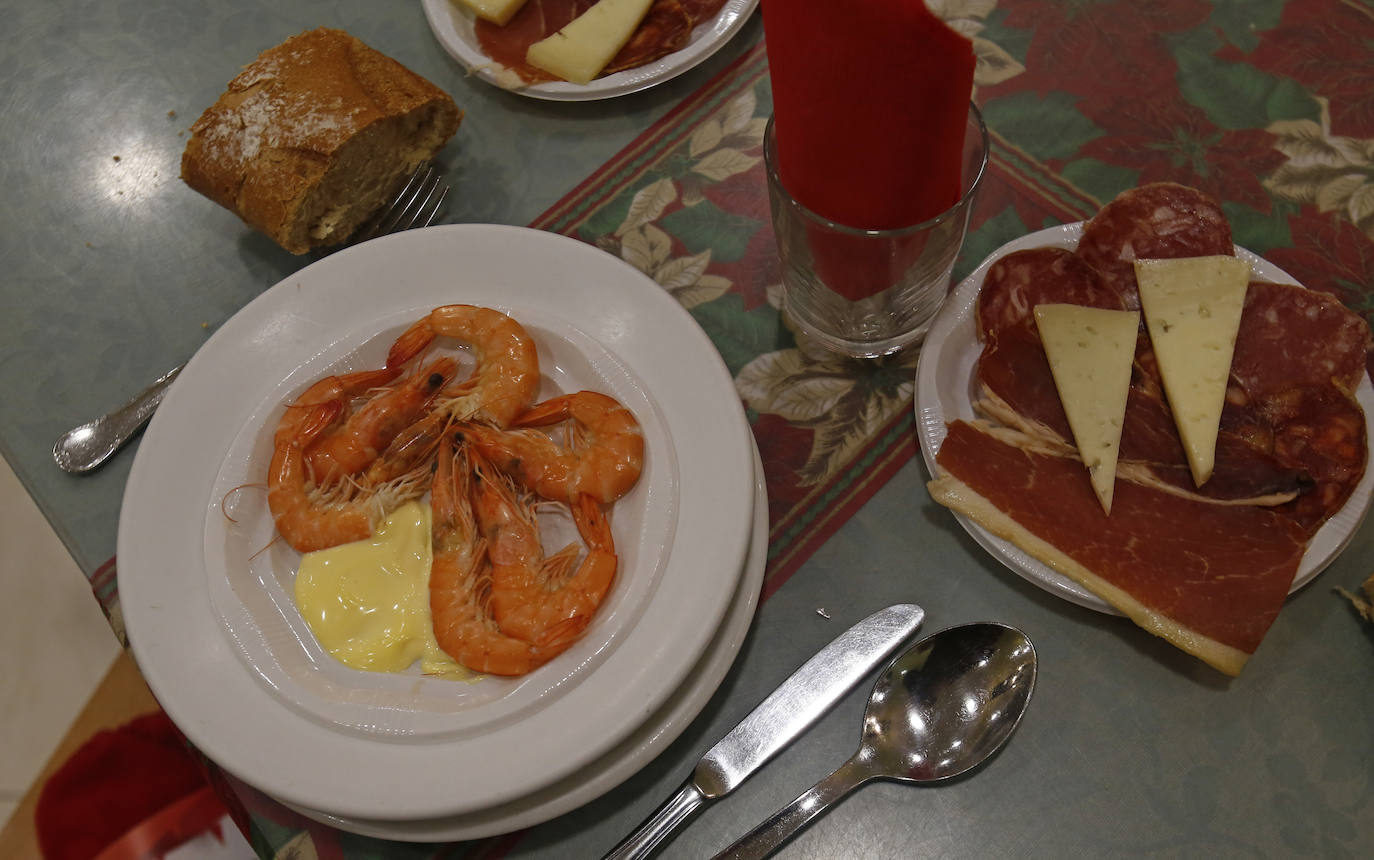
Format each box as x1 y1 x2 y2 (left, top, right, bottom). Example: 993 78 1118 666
294 500 466 678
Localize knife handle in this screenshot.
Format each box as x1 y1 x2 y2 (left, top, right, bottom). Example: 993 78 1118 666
603 781 709 860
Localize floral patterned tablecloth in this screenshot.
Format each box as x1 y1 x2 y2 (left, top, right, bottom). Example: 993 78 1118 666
85 1 1374 856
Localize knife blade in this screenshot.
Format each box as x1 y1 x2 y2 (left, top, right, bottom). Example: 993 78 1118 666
601 602 925 860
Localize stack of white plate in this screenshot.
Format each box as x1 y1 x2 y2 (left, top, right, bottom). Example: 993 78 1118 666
118 226 764 841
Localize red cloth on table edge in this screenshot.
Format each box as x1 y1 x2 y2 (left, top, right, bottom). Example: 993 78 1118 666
34 710 234 860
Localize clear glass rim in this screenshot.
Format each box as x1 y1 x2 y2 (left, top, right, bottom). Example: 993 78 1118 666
763 102 990 240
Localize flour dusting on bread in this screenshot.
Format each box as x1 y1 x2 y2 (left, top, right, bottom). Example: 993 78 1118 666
181 28 462 254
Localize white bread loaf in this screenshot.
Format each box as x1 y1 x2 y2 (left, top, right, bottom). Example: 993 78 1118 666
181 28 462 254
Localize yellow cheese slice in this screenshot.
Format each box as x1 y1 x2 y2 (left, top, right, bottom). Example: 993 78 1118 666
1134 256 1252 487
459 0 529 26
526 0 655 85
1033 304 1140 515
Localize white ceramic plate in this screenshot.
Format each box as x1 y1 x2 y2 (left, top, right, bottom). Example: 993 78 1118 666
279 439 767 841
421 0 759 101
915 222 1374 614
118 225 755 821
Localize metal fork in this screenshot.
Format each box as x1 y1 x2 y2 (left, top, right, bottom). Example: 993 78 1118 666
52 163 451 474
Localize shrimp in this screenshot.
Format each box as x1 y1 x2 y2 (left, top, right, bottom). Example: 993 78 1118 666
267 401 427 553
360 410 451 486
428 436 555 676
272 367 400 450
471 451 617 650
270 320 434 449
393 305 540 427
458 391 644 505
303 356 458 484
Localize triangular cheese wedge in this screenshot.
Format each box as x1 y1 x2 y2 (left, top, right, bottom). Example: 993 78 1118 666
459 0 529 25
526 0 655 85
1033 304 1140 515
1134 256 1251 487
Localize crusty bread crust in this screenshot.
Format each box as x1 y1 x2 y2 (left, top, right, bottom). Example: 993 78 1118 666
181 28 462 254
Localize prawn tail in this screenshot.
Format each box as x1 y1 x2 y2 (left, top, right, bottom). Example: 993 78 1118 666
386 318 436 369
572 493 615 555
512 394 578 428
533 615 591 654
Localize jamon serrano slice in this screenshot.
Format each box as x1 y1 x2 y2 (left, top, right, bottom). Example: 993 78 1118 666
474 0 724 84
1076 182 1234 310
929 420 1307 676
976 324 1307 505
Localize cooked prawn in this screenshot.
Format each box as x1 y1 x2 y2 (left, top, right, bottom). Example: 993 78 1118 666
428 436 555 676
304 357 458 484
471 451 617 650
267 401 427 553
459 391 644 505
272 322 435 449
272 367 400 450
393 305 540 427
361 410 451 486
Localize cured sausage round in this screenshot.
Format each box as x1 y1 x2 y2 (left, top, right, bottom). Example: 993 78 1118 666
1076 182 1234 310
975 247 1123 340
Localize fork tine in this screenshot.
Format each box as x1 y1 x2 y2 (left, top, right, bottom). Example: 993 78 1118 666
345 162 449 248
389 169 444 234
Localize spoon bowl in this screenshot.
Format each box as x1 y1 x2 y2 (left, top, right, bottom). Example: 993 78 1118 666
866 621 1037 784
714 622 1036 859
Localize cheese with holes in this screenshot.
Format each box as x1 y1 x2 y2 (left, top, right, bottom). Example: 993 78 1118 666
1033 304 1140 514
525 0 655 84
459 0 528 26
1134 256 1252 487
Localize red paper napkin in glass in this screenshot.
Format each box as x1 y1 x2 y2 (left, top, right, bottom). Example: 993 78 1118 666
763 0 976 301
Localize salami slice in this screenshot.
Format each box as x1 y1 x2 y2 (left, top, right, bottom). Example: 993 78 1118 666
929 420 1307 675
1232 280 1372 399
1076 182 1233 310
976 247 1123 340
977 325 1307 504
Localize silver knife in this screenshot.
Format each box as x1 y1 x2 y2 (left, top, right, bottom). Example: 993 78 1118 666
601 603 925 860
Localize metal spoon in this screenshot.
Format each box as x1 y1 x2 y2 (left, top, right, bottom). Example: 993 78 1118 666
711 622 1037 860
53 364 183 473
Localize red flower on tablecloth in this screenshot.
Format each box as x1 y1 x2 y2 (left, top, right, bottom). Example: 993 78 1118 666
1228 1 1374 136
993 0 1210 98
1076 90 1283 211
1263 210 1374 322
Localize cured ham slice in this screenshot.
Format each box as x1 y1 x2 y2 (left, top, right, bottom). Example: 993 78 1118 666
929 420 1307 676
976 301 1308 506
1076 182 1234 310
474 0 726 85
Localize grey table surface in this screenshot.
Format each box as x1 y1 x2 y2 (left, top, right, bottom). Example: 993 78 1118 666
2 2 1372 858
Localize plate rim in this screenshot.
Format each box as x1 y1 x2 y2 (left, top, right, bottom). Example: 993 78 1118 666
915 221 1374 615
117 224 755 820
420 0 760 102
279 436 768 841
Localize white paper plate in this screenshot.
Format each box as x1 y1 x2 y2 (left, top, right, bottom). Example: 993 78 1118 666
118 225 755 821
915 222 1374 614
421 0 759 101
280 438 767 842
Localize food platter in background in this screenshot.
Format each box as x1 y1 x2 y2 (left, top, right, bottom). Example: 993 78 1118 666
915 223 1374 614
118 225 756 823
421 0 760 101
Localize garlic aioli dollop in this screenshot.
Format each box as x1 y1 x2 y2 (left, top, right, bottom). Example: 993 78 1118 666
294 500 465 677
